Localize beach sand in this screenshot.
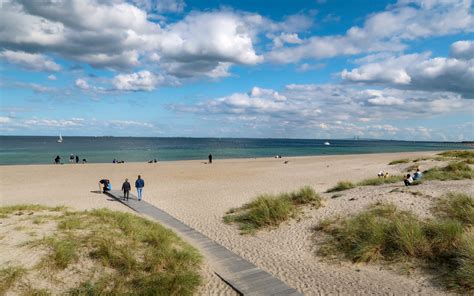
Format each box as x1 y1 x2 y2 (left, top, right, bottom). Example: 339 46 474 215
1 151 472 295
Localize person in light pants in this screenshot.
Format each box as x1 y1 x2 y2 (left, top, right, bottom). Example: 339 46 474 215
135 175 145 201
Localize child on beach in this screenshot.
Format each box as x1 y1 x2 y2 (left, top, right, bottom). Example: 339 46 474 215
122 178 131 201
404 174 413 186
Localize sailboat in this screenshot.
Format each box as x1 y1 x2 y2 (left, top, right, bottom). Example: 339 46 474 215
57 133 63 143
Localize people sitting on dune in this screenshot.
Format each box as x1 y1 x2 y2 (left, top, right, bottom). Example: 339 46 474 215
413 168 423 180
404 174 413 186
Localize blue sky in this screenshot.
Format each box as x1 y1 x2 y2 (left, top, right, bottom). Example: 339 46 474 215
0 0 473 140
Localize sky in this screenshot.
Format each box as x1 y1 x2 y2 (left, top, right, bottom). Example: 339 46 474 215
0 0 473 141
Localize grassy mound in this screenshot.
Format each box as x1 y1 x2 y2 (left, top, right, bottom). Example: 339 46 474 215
315 192 474 292
424 161 473 181
0 206 202 295
438 150 474 159
357 175 403 186
389 158 410 165
224 186 322 234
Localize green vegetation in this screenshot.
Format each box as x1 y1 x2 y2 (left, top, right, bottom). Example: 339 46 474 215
326 181 356 193
224 186 322 234
2 206 202 295
0 204 65 216
438 150 474 159
0 266 26 294
357 175 403 186
389 158 410 165
315 193 474 291
424 161 473 181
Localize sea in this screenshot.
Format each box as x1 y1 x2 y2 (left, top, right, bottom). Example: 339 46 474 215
0 136 471 165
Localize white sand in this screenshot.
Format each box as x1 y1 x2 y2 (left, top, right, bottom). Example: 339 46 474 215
1 151 472 295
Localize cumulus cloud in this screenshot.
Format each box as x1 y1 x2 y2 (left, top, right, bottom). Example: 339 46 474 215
47 74 57 80
451 40 474 60
170 83 472 139
113 70 163 91
341 43 474 98
131 0 186 13
75 79 90 90
0 50 61 71
0 116 12 124
267 0 473 63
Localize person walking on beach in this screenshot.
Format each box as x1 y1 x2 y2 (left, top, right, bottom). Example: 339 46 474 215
75 155 79 163
208 154 213 164
135 175 144 201
122 178 131 201
54 155 61 164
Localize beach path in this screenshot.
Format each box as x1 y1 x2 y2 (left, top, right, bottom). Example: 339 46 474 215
105 189 302 296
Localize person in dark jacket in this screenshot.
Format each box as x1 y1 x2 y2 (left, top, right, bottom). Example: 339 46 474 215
122 178 131 200
54 155 61 164
99 179 110 193
135 175 144 201
208 154 212 164
75 155 79 163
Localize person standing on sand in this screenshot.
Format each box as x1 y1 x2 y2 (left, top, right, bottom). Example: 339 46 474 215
208 154 213 164
135 175 144 201
75 155 79 163
54 155 61 164
122 178 131 201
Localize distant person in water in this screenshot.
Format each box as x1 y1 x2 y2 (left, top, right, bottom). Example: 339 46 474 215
135 175 144 201
122 178 131 201
75 155 79 163
208 154 212 164
113 158 117 163
54 155 61 164
404 174 413 186
99 179 111 193
69 154 74 163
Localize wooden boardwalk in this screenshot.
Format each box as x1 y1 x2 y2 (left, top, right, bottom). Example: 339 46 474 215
105 190 302 296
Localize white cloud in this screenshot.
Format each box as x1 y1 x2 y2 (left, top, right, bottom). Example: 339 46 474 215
451 40 474 60
0 116 11 124
0 50 61 71
47 74 57 80
131 0 186 13
113 70 163 91
341 43 474 98
272 33 303 48
75 79 90 90
267 0 473 63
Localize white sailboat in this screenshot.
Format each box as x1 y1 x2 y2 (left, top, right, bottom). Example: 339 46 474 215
57 133 63 143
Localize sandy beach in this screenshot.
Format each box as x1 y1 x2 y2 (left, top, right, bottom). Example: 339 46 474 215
1 151 473 295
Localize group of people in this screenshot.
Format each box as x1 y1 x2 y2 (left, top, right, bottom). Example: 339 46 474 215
377 170 390 178
99 175 145 201
404 168 423 186
112 159 125 164
54 155 87 164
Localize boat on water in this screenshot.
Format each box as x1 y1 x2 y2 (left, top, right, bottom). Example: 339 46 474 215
324 141 330 146
57 134 63 143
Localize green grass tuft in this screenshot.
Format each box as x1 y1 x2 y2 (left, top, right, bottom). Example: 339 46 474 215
326 181 356 193
424 161 474 181
0 204 65 216
0 266 26 294
389 158 410 165
315 193 474 292
357 175 403 186
224 186 322 234
438 150 474 159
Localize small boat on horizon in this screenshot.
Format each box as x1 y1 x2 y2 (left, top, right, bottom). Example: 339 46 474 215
324 141 330 146
57 133 63 143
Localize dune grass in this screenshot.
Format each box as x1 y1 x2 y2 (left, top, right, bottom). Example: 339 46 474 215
389 158 410 165
0 266 26 294
3 206 202 295
326 181 356 193
0 204 65 216
424 161 473 181
438 150 474 159
224 186 322 234
315 192 474 291
357 175 403 186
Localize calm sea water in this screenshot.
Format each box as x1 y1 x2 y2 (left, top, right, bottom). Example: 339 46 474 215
0 136 470 165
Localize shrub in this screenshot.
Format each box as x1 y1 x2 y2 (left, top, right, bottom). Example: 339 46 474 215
326 181 356 193
389 158 410 165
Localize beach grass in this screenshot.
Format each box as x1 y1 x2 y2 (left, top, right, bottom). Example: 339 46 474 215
424 161 473 181
357 175 403 186
2 206 202 295
389 158 410 165
0 204 65 216
438 150 474 159
224 186 322 234
326 181 356 193
0 266 26 294
315 193 474 291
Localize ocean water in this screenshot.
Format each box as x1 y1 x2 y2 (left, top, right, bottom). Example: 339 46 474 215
0 136 470 165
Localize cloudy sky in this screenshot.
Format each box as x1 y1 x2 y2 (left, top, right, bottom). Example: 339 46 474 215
0 0 473 140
